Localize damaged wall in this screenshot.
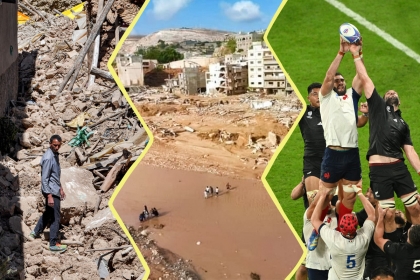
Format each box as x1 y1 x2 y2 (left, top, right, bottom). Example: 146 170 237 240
0 1 18 116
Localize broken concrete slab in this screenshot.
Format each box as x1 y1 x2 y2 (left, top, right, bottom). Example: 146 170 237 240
30 156 42 167
83 208 115 232
267 131 279 146
60 167 99 224
19 132 32 148
127 128 147 145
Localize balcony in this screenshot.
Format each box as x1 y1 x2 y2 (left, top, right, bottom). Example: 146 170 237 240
264 75 285 81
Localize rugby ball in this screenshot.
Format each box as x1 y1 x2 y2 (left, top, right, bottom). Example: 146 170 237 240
339 23 361 44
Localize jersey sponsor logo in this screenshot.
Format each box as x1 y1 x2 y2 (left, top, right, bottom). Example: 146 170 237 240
307 111 312 119
323 172 330 180
393 119 398 122
387 106 391 112
317 122 322 125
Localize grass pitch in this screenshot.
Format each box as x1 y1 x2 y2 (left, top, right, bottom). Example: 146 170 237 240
266 0 420 242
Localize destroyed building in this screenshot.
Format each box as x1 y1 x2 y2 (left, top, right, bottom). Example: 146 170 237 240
0 1 18 116
0 0 154 279
206 62 248 95
116 53 145 88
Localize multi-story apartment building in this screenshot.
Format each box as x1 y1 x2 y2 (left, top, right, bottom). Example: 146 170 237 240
248 41 293 95
224 53 247 65
247 41 265 89
235 31 264 53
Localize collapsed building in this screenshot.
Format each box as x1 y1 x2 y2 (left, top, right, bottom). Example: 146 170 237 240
0 1 153 279
205 62 248 95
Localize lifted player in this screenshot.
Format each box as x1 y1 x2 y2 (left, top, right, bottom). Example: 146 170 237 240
308 37 368 251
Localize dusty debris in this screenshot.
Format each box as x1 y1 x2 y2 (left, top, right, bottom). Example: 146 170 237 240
128 87 301 179
128 226 201 280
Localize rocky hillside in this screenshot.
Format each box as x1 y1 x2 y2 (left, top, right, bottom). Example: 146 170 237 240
132 28 234 48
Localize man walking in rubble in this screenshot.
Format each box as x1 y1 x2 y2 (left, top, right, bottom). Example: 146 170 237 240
30 135 67 252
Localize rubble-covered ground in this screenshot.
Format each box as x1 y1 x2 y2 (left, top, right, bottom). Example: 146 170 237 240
128 226 201 280
131 88 302 180
1 1 150 279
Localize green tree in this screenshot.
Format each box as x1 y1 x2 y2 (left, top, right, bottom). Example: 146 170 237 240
226 38 237 54
135 46 183 63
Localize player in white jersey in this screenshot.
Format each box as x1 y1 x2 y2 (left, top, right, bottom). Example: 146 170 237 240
303 191 338 279
311 185 376 280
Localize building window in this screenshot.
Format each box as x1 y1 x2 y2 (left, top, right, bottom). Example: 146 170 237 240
258 75 262 77
258 82 262 85
251 82 255 85
258 68 261 71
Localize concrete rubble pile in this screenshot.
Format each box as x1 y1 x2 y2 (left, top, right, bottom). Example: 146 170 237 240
128 87 300 149
0 1 148 279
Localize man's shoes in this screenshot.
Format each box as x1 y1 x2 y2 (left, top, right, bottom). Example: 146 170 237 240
49 243 67 252
308 229 319 251
29 231 41 239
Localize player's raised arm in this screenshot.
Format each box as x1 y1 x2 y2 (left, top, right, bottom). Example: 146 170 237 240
350 43 375 99
291 177 305 200
320 38 349 96
404 145 420 175
374 206 389 252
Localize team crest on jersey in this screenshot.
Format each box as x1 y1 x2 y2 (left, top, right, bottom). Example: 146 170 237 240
307 111 312 119
387 106 391 112
342 94 348 100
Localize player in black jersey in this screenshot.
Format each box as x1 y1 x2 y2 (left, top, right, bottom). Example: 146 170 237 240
299 82 325 203
359 191 405 279
351 42 420 224
375 207 420 280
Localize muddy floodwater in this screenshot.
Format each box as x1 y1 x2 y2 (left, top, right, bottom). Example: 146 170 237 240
114 164 302 279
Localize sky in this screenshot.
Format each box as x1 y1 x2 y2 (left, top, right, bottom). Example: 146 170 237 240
130 0 283 35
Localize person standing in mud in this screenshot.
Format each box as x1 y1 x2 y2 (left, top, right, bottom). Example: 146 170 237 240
29 135 67 252
216 187 219 196
210 186 214 197
144 205 149 219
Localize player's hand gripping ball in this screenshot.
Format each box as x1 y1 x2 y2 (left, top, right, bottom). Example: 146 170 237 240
339 23 361 44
